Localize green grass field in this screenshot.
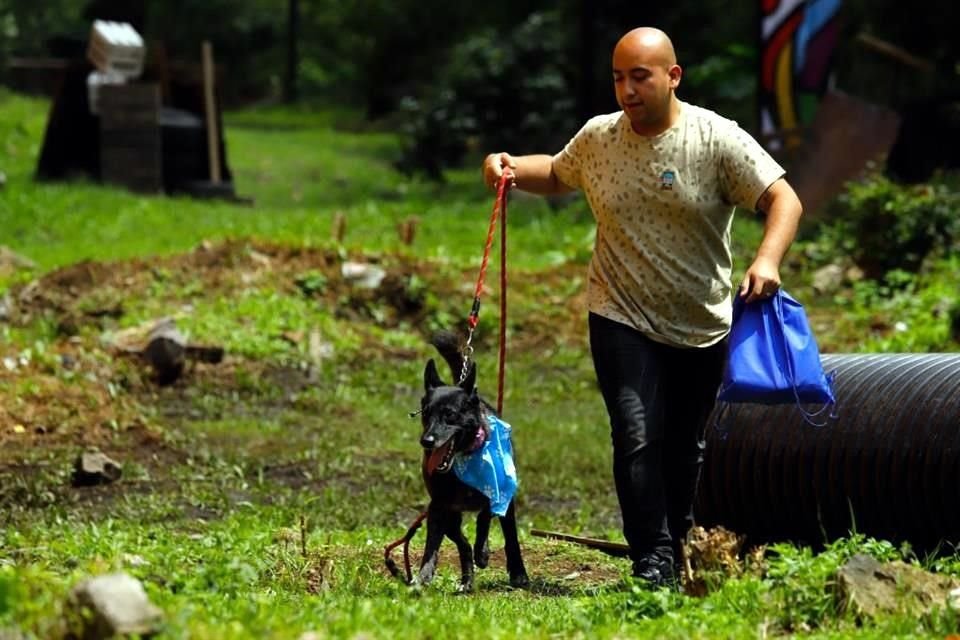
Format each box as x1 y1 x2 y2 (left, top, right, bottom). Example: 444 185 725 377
2 88 960 639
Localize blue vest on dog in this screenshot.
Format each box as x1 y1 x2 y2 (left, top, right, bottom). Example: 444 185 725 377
453 415 518 517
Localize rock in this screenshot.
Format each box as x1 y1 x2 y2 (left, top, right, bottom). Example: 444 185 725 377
72 451 122 487
949 586 960 611
0 246 36 275
65 572 163 639
845 264 865 284
836 553 960 619
812 263 845 295
341 262 385 289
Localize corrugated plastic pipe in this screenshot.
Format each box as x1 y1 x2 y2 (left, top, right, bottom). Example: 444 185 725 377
695 353 960 552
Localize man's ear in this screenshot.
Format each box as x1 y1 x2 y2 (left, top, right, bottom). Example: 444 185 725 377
459 361 477 392
668 63 682 89
424 359 445 391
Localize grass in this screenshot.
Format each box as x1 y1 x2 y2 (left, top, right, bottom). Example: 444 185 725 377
1 87 960 638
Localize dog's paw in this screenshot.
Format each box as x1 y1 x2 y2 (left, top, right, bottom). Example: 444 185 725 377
415 569 435 587
456 578 474 594
509 572 530 589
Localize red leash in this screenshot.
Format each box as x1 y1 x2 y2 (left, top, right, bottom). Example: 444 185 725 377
383 510 427 583
384 172 512 582
463 170 511 414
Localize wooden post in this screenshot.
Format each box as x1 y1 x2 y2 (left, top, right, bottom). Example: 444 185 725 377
202 40 221 184
332 211 346 243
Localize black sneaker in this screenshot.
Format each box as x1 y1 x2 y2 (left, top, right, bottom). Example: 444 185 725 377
631 554 677 588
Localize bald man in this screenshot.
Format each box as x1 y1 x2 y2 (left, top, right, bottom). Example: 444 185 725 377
482 27 802 587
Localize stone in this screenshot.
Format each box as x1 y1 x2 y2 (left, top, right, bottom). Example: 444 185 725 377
0 246 36 276
836 553 960 619
65 572 163 639
72 451 123 487
812 263 845 295
341 262 385 289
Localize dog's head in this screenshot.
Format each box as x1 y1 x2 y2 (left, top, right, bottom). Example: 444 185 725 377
420 358 487 475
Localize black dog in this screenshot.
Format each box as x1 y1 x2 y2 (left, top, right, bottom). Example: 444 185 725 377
415 331 528 592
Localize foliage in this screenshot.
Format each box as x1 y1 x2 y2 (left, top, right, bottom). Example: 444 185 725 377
763 535 901 632
681 43 757 127
821 173 960 279
830 260 960 352
397 11 579 179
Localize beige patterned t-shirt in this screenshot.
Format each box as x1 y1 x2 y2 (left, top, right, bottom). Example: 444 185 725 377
552 101 785 348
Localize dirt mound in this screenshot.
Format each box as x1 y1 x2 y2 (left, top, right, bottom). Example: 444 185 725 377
0 240 589 453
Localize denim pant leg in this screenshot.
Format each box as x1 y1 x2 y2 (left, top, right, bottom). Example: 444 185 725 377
589 313 727 565
661 340 727 560
588 313 671 562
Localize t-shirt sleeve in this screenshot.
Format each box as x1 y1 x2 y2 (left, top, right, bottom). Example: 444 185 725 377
717 122 786 212
551 122 591 191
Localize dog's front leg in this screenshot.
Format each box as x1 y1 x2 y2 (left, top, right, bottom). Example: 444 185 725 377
443 512 475 593
416 504 446 586
473 510 491 568
499 500 529 588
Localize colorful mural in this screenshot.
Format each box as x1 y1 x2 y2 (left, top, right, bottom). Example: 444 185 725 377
759 0 842 150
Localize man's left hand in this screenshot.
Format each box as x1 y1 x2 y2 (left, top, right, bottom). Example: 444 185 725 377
739 257 780 304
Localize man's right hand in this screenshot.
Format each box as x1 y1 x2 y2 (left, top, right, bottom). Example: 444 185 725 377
482 152 517 191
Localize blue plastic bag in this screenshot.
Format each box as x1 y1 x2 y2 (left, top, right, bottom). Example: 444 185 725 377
717 289 836 423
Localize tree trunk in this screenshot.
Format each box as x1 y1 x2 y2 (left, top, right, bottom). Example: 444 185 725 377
284 0 300 103
577 0 597 122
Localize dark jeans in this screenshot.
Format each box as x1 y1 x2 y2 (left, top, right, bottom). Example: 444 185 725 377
588 312 726 566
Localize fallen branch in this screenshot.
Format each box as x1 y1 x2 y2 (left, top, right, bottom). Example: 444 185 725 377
529 528 630 558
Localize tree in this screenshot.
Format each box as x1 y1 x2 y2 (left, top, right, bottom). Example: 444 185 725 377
284 0 299 103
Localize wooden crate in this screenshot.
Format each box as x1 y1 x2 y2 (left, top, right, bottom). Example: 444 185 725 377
98 83 161 193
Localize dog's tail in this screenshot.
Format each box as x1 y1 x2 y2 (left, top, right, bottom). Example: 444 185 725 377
430 330 464 381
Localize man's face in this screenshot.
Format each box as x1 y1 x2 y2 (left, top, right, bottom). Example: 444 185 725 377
612 42 680 132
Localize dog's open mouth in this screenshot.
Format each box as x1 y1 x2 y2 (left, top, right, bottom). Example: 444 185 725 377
425 439 456 475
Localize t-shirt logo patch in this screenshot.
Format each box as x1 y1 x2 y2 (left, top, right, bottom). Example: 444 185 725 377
660 170 676 190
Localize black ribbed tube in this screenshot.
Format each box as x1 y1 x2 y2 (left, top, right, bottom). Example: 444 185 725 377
695 353 960 552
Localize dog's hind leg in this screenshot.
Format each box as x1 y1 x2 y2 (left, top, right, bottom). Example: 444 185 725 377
444 512 475 592
473 510 491 568
498 500 530 588
416 504 447 586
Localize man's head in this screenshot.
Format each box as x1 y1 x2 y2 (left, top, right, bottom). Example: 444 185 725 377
612 27 682 135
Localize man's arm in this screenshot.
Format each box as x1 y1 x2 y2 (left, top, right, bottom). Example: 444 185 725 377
739 178 803 303
481 153 574 195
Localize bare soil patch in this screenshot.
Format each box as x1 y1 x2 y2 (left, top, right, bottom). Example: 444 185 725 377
0 240 588 501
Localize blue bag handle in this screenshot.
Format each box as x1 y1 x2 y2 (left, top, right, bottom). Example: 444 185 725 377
772 291 836 427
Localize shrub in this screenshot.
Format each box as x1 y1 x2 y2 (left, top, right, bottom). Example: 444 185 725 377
826 174 960 279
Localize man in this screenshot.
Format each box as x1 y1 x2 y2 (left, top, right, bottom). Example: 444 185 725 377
481 27 802 587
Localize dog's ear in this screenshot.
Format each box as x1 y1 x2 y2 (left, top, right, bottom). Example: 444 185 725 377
424 358 445 391
459 360 477 392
